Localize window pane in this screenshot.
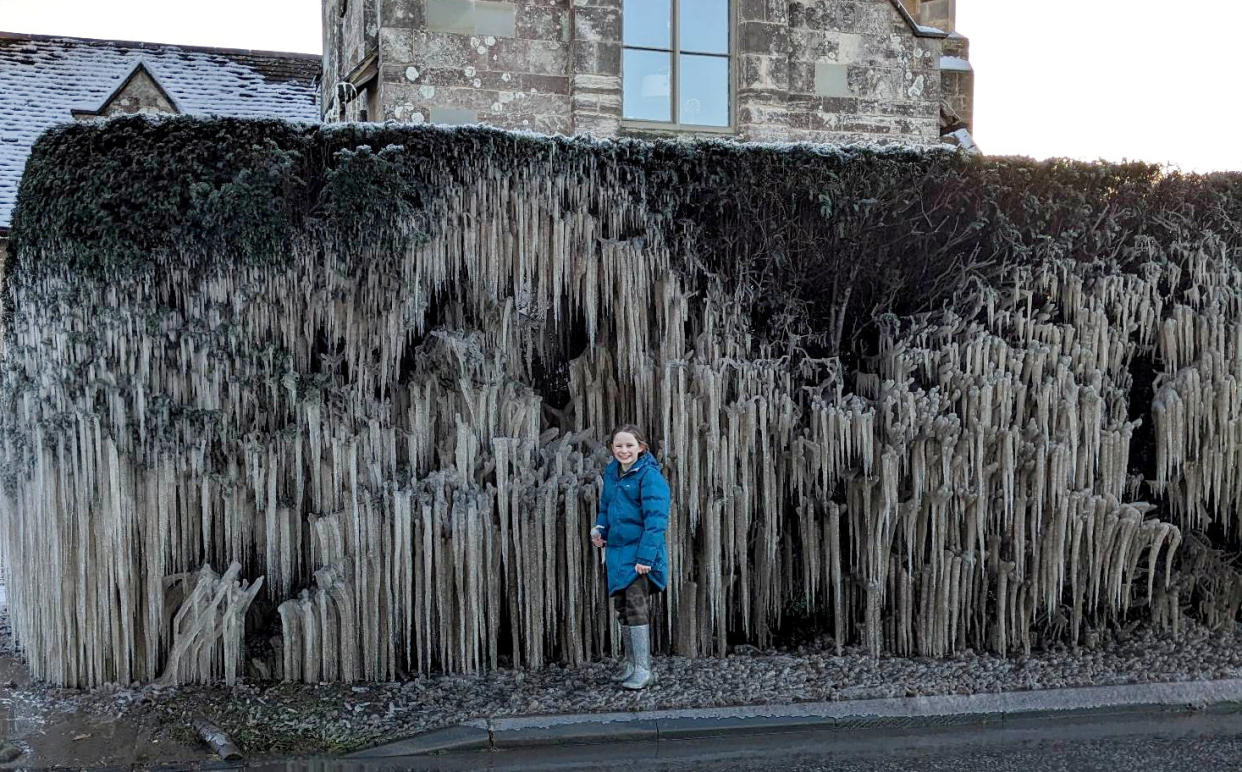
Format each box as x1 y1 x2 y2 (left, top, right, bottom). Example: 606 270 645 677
623 0 671 50
624 49 672 121
679 0 728 54
679 54 729 126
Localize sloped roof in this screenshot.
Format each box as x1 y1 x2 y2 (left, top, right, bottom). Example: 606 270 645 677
0 31 322 229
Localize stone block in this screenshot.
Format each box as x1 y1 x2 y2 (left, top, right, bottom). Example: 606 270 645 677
411 31 487 68
380 27 414 60
497 91 572 115
736 0 767 23
519 73 572 94
384 82 479 110
858 99 920 117
475 1 517 37
572 40 621 75
573 112 621 136
737 102 791 126
516 6 566 40
380 0 426 26
841 118 892 134
852 0 893 32
426 0 475 35
737 53 789 92
381 63 413 83
570 0 621 10
785 105 843 131
435 85 505 110
571 72 621 93
822 1 865 34
489 39 568 75
738 21 790 55
819 95 860 114
823 31 864 63
429 105 481 124
529 113 573 134
411 65 472 87
425 0 515 37
573 6 621 42
814 62 851 98
848 65 902 101
788 28 830 59
596 89 622 110
792 1 854 31
787 61 815 93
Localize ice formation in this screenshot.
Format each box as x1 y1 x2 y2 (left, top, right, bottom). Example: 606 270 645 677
0 123 1235 687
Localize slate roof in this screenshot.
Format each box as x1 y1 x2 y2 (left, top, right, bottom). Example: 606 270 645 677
0 31 322 229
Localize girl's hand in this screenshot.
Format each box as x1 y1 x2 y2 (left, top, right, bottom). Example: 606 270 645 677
635 563 651 575
591 534 606 548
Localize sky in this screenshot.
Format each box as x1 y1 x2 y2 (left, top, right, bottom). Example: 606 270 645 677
0 0 1237 172
957 0 1240 173
0 0 322 54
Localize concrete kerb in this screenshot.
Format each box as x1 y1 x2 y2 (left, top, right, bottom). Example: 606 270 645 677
345 678 1242 758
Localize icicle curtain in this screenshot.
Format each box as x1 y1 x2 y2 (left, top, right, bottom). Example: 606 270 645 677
2 116 1240 687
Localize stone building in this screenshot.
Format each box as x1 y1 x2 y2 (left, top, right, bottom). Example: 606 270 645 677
321 0 973 144
0 32 322 266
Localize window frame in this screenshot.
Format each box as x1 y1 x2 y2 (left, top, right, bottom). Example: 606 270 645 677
620 0 737 134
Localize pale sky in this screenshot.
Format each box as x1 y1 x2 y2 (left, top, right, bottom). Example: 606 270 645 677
958 0 1238 173
0 0 1237 172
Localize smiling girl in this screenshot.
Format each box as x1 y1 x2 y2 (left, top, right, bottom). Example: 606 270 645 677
590 424 670 690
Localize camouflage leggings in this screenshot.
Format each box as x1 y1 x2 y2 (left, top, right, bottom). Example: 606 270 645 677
613 575 653 626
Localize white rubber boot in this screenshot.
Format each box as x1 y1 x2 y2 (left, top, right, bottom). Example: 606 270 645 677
620 624 653 690
612 625 635 682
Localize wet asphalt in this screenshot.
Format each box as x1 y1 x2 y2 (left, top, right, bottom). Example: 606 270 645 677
251 707 1242 771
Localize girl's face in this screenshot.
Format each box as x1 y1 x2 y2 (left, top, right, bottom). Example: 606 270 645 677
611 432 644 466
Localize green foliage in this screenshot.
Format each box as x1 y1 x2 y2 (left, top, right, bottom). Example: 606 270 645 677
317 143 426 260
9 114 1242 358
183 139 304 267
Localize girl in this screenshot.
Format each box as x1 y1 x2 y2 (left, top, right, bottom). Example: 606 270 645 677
590 424 670 690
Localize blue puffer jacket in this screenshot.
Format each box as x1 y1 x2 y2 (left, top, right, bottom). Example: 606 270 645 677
595 452 670 596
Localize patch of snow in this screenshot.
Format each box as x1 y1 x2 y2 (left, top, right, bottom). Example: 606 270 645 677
940 56 972 72
943 128 979 154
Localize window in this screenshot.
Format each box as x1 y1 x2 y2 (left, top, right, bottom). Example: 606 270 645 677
622 0 731 128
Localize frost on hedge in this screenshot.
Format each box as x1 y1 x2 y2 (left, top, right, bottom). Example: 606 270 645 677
2 116 1241 686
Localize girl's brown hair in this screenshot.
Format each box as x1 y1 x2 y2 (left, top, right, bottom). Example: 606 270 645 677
609 424 649 451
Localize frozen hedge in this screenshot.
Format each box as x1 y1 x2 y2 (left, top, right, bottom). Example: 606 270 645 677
3 116 1242 687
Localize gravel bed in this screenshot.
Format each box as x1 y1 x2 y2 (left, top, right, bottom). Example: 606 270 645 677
8 621 1242 759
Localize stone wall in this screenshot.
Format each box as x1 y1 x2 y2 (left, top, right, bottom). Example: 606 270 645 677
326 0 970 144
378 0 574 133
736 1 941 143
322 0 381 118
940 33 972 133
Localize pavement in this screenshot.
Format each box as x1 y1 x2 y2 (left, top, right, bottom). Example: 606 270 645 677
346 678 1242 759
